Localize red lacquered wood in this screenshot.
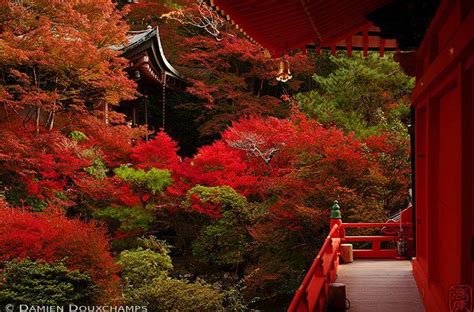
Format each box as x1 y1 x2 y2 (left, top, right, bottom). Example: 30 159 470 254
342 222 412 228
411 2 473 311
209 0 393 55
342 235 397 242
353 249 398 258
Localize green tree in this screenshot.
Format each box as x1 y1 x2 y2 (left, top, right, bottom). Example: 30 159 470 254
184 186 252 268
93 205 155 232
92 166 173 235
114 165 172 195
297 53 414 137
118 236 229 311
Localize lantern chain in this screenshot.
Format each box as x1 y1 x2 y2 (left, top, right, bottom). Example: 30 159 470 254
162 72 166 131
299 0 322 40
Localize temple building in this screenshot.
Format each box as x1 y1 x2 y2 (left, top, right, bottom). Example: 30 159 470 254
115 26 186 129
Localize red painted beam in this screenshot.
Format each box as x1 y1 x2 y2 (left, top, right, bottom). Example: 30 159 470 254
342 223 412 228
343 236 397 242
353 249 398 258
330 36 397 49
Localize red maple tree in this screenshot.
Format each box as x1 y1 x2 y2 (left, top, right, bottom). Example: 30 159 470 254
0 0 136 131
0 206 120 301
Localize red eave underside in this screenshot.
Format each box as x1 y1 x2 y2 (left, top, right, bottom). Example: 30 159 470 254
211 0 393 55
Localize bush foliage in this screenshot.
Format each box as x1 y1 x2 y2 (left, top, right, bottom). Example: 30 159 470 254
129 278 225 312
0 259 98 306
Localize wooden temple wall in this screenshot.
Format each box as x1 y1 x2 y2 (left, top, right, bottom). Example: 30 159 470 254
411 0 473 311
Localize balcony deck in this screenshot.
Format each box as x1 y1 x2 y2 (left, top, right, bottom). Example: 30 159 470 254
337 259 425 312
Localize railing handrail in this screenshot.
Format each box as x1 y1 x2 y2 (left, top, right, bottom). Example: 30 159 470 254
342 222 412 228
287 223 340 312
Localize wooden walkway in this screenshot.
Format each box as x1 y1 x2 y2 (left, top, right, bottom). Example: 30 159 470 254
337 260 425 312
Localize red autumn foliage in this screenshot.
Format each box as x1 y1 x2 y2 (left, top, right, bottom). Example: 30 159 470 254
174 141 257 196
69 115 147 167
0 122 90 204
130 132 181 170
124 0 194 28
182 113 405 225
0 206 120 298
154 2 315 137
0 117 148 213
74 175 142 208
0 0 137 125
187 193 223 219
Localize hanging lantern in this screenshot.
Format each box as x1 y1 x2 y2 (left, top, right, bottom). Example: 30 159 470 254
276 59 293 82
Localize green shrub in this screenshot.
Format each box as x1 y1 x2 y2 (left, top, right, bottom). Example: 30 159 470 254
0 259 98 305
118 240 173 289
93 205 155 232
129 278 224 312
69 130 88 142
183 185 248 213
114 165 172 194
4 181 47 212
84 157 108 179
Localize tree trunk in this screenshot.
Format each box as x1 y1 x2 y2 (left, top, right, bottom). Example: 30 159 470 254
35 107 40 134
104 102 109 125
48 110 55 130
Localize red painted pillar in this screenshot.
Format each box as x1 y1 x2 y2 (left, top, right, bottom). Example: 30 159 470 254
346 37 353 57
363 30 369 57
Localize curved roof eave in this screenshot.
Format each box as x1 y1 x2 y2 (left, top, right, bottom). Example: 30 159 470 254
153 27 183 81
120 27 184 82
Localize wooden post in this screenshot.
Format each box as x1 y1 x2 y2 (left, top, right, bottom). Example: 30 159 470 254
340 244 353 263
379 38 386 57
328 283 347 311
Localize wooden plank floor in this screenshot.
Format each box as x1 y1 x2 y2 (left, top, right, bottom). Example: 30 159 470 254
336 259 425 312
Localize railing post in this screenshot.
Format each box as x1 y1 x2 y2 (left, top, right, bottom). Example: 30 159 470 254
330 200 344 238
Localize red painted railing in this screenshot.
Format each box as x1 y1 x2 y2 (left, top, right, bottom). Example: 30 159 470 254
288 205 413 312
341 222 411 258
287 224 342 312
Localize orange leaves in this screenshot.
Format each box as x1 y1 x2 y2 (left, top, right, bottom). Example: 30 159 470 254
19 91 61 110
0 0 136 119
8 69 30 84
